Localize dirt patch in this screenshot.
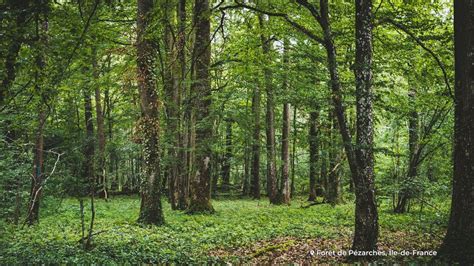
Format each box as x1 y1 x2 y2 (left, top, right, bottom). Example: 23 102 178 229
208 230 443 264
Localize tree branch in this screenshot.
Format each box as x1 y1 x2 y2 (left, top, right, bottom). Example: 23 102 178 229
379 17 454 99
220 1 325 45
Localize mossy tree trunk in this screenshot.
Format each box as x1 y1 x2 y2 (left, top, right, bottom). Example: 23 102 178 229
136 0 164 225
187 0 214 214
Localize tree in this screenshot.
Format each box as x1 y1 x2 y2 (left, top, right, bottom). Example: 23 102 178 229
176 0 189 210
258 15 278 204
278 40 291 204
221 119 232 192
250 79 261 199
308 109 319 202
187 0 214 213
162 0 182 210
136 0 165 225
26 0 49 225
352 0 378 252
438 0 474 263
92 48 107 200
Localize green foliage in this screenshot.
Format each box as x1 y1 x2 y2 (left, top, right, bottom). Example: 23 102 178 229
0 196 448 264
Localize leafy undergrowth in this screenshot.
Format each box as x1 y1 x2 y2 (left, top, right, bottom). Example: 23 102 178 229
0 196 448 264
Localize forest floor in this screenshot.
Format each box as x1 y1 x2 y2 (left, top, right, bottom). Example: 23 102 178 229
0 196 448 264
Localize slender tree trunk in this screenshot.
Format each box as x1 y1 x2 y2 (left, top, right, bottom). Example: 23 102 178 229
163 1 181 210
438 1 474 263
308 110 319 202
250 81 261 199
290 106 297 198
136 0 164 225
326 110 341 204
352 0 378 253
187 0 214 213
27 0 49 225
277 40 291 204
258 15 278 203
243 139 251 195
83 89 95 185
221 119 232 192
93 48 107 200
395 88 418 213
176 0 188 210
28 109 46 225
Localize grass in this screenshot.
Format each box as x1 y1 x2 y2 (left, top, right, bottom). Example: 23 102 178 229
0 195 449 264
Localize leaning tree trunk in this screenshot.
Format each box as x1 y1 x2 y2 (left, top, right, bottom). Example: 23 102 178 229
352 0 378 253
258 15 278 204
136 0 164 225
438 1 474 263
187 0 214 213
308 110 320 202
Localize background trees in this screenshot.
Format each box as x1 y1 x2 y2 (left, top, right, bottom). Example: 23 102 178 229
1 0 468 263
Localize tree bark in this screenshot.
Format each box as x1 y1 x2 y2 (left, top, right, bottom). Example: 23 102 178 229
136 0 164 225
326 110 341 204
176 0 189 210
308 110 319 202
83 88 95 184
250 81 261 199
352 0 378 253
27 0 48 225
93 48 107 200
258 15 278 204
221 119 232 192
290 106 297 197
438 1 474 263
187 0 214 213
163 1 181 210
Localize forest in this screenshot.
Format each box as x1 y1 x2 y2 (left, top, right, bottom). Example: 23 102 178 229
1 0 473 264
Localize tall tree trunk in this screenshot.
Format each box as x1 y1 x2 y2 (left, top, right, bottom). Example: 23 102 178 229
308 110 319 202
187 0 214 213
290 106 297 198
27 0 49 225
93 48 107 200
258 15 278 203
326 110 341 204
163 1 181 210
352 0 378 253
221 119 232 192
277 40 291 204
83 89 95 186
176 0 189 210
136 0 164 225
250 81 261 199
438 1 474 263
